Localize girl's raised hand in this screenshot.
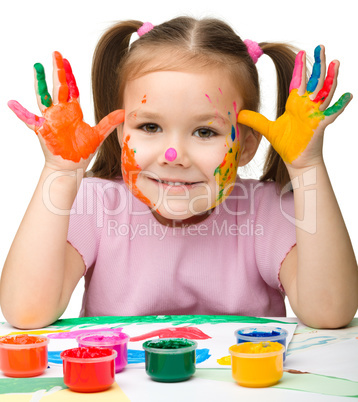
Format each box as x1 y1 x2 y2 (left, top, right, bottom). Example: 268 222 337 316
238 46 352 169
8 51 124 170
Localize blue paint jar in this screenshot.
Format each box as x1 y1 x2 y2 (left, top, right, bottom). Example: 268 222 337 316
234 326 288 360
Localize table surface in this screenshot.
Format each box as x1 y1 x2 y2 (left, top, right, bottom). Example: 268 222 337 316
0 315 357 401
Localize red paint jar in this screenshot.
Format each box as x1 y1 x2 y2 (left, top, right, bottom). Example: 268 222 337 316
60 347 117 393
0 334 49 377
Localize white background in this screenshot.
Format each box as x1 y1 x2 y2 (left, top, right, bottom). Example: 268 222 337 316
0 0 357 322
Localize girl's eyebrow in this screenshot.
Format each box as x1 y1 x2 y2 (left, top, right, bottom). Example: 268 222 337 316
128 109 161 120
128 109 230 125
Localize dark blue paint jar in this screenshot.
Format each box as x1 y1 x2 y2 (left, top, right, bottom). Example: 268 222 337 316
234 326 288 360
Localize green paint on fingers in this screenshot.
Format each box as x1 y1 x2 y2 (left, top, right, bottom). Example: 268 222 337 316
34 63 52 107
324 93 351 117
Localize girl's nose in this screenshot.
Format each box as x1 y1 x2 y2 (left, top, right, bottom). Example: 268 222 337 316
165 148 177 162
158 144 190 167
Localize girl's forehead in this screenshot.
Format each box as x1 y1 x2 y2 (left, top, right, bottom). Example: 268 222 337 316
123 70 242 105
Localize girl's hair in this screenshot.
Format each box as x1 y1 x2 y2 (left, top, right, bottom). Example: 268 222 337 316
90 17 297 189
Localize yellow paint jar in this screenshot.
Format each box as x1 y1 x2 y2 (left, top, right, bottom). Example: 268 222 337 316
229 341 284 388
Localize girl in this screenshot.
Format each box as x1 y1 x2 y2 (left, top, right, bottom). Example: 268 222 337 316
1 17 357 329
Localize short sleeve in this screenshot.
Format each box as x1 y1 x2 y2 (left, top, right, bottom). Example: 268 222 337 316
254 182 296 293
67 178 107 275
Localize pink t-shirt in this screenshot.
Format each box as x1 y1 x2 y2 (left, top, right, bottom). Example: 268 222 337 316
67 177 296 317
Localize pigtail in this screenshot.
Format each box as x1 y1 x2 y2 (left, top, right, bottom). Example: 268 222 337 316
90 20 143 179
258 43 298 189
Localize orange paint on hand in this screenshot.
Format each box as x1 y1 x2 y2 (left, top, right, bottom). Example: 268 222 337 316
54 51 69 103
37 101 124 162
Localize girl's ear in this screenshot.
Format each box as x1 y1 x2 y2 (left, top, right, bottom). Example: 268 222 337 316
238 128 262 167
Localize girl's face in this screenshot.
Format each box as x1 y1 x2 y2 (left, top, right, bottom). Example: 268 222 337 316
119 69 248 223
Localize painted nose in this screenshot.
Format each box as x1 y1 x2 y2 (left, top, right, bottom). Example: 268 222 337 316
165 148 177 162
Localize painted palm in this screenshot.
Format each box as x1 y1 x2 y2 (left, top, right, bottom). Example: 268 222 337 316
8 52 124 163
238 46 352 165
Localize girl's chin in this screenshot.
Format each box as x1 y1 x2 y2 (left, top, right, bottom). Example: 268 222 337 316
151 205 214 227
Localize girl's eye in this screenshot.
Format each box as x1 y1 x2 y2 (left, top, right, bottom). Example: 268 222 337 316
193 128 217 139
141 123 161 133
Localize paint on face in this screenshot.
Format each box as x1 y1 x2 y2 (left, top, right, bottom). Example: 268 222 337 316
165 147 177 162
212 101 241 206
121 134 154 207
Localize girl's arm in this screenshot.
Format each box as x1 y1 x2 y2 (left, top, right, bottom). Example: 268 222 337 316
0 167 85 329
280 162 358 328
0 52 124 329
238 46 358 328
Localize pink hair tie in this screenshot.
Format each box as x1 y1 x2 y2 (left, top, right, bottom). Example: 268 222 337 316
137 22 154 37
244 39 263 64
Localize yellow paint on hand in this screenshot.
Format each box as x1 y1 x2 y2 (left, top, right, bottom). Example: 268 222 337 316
238 89 324 164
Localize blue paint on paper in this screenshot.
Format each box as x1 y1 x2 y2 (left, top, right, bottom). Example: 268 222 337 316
195 348 211 363
48 351 63 364
48 348 212 365
128 349 145 364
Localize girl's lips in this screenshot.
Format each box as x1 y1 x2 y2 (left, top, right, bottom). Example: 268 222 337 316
148 177 203 189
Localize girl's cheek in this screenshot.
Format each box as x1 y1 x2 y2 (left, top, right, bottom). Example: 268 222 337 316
121 135 154 208
212 125 241 206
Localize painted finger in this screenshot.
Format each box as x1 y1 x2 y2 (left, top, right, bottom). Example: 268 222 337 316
237 110 271 139
307 45 326 97
8 100 45 131
313 61 338 108
94 109 125 142
323 92 352 121
52 51 69 103
289 51 306 94
34 63 52 110
63 58 79 100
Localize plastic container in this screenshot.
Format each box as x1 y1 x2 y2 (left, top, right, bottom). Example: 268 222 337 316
234 326 288 360
229 341 285 388
60 347 117 393
77 331 129 373
0 334 49 377
142 338 197 382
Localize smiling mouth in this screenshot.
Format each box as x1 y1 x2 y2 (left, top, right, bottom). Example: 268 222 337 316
150 178 202 186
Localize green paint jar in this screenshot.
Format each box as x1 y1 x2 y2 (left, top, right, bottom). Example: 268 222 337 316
142 338 197 382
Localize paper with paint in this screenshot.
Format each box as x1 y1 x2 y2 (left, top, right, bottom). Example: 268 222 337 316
0 317 296 375
238 45 352 164
8 51 124 163
1 316 358 400
284 338 358 382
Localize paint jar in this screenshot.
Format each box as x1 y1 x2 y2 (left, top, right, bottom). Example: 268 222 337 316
229 341 284 388
0 334 49 377
77 331 129 373
60 347 117 393
142 338 197 382
234 326 288 360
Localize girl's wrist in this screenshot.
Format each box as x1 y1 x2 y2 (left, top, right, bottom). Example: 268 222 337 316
285 157 325 182
40 166 84 207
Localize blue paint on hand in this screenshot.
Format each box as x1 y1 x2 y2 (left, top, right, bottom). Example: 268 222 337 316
307 45 322 93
